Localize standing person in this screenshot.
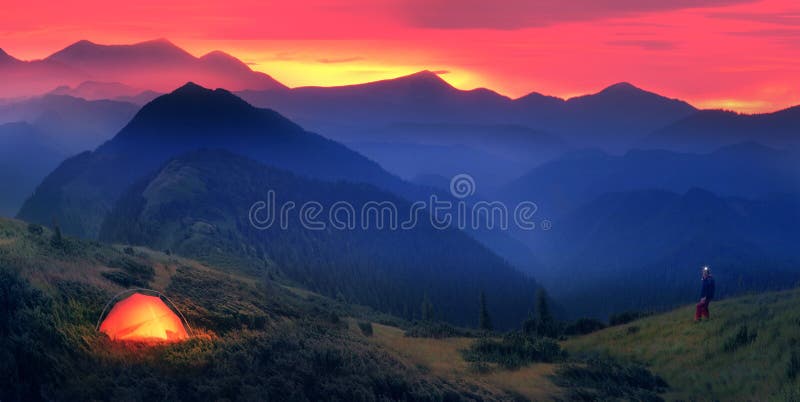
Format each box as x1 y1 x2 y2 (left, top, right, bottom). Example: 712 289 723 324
695 266 715 321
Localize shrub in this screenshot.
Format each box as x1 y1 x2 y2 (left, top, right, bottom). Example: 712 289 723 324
358 321 373 337
564 318 607 336
104 258 155 287
27 224 44 236
788 349 800 380
462 332 565 369
724 325 758 352
405 321 476 339
553 356 668 401
609 311 651 326
102 271 148 288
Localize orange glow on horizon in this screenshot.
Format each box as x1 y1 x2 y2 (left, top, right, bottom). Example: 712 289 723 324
3 0 800 113
99 293 189 342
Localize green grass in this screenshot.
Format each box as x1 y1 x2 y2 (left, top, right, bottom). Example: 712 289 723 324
0 217 508 400
564 289 800 401
5 215 800 400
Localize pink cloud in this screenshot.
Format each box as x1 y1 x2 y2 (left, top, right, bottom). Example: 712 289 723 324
399 0 755 29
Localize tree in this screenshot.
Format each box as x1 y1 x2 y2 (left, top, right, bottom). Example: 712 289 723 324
522 310 538 336
50 220 64 248
536 288 558 338
421 293 435 322
479 291 493 331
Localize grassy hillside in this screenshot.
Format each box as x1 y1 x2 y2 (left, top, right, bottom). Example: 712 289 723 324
564 289 800 401
7 214 745 400
0 217 516 400
348 320 563 400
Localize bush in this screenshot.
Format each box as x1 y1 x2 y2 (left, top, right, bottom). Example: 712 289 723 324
462 332 565 369
724 325 758 352
0 268 66 402
564 318 607 336
358 321 373 337
102 271 149 288
103 258 155 287
27 224 44 236
609 311 651 326
405 321 476 339
553 356 668 401
788 350 800 380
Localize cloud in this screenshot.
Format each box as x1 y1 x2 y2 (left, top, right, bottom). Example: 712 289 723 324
710 11 800 26
727 28 800 37
400 0 755 29
607 39 677 50
725 28 800 47
317 56 365 64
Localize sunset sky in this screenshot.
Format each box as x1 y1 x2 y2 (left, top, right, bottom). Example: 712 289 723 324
3 0 800 113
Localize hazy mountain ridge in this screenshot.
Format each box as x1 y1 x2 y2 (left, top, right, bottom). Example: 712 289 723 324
502 142 800 217
239 73 697 154
0 122 66 216
530 187 800 318
643 106 800 152
17 83 409 238
0 94 139 154
0 39 284 99
99 149 540 328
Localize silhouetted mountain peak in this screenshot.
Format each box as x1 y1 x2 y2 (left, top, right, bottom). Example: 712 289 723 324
391 70 453 89
130 82 255 121
108 82 299 146
0 48 20 63
200 50 241 63
172 81 213 95
48 38 194 63
600 82 639 93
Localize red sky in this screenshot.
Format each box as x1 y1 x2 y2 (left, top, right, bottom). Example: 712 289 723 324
2 0 799 113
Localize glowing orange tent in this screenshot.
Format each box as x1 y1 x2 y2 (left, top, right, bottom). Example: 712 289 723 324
99 292 189 342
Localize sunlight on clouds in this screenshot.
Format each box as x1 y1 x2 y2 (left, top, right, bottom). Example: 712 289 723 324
695 98 774 114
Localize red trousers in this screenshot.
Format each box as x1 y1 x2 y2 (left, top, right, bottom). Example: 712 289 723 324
695 299 710 320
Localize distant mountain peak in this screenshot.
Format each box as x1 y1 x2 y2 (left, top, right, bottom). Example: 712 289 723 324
409 69 449 81
48 38 194 62
0 48 19 63
199 50 253 70
392 70 453 89
602 82 638 91
139 37 175 46
200 50 238 61
118 82 263 133
172 81 211 94
56 39 99 53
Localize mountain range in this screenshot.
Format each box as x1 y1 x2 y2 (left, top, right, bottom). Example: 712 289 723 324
0 39 284 99
502 142 800 217
538 188 800 318
239 71 698 154
18 83 408 238
0 94 139 153
643 106 800 152
0 122 65 216
5 38 800 322
4 38 800 165
99 149 539 327
15 83 542 328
